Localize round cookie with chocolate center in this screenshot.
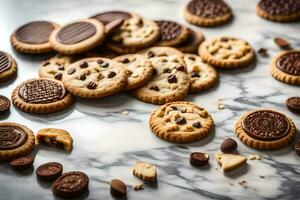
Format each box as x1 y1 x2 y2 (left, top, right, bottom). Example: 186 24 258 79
286 97 300 114
0 51 17 83
12 78 74 114
235 110 296 150
256 0 300 22
37 162 63 181
176 29 205 53
270 50 300 85
10 155 34 170
52 171 89 198
199 36 254 69
150 101 214 143
11 21 59 54
155 20 190 47
62 57 127 98
50 19 105 55
0 95 11 115
0 122 35 160
184 0 233 27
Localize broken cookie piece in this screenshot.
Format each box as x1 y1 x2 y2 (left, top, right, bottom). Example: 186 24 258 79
133 161 157 181
215 153 247 173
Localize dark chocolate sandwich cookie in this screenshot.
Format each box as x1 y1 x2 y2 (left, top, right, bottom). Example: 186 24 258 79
50 19 105 55
110 179 127 197
0 95 11 115
36 162 63 181
176 29 205 53
0 122 35 160
52 171 89 198
10 21 59 54
0 51 17 83
10 155 34 170
286 97 300 114
190 152 209 166
12 78 74 114
256 0 300 22
235 110 296 150
155 20 189 46
184 0 232 27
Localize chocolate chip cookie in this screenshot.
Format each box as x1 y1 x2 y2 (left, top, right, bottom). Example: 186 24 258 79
0 51 17 83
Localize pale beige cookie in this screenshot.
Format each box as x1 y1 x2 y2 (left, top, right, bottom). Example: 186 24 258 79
270 50 300 85
235 109 296 150
12 78 74 114
183 0 232 27
0 51 17 83
183 54 218 94
149 101 214 143
62 57 127 98
215 153 247 173
138 46 184 59
36 128 73 152
113 54 153 90
10 21 59 54
132 162 157 181
0 122 35 160
176 29 205 53
199 36 254 69
50 19 105 55
85 46 120 59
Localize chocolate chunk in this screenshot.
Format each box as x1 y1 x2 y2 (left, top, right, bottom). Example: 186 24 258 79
276 52 300 76
54 73 63 80
42 61 50 66
57 65 65 70
110 179 127 198
167 74 177 83
189 56 196 61
148 51 155 58
156 20 183 41
79 74 86 81
10 155 34 170
36 162 63 181
97 59 104 64
52 171 89 198
192 121 201 128
221 138 238 153
187 0 231 18
80 61 88 68
150 85 159 91
274 37 291 50
258 48 268 57
190 152 209 166
177 65 185 72
220 37 228 42
67 68 76 75
171 106 178 110
107 71 116 78
152 68 157 76
0 51 12 73
294 140 300 156
191 72 200 78
163 68 171 73
286 97 300 114
100 62 109 68
122 58 130 64
87 81 98 89
175 117 186 125
0 95 11 115
0 125 28 150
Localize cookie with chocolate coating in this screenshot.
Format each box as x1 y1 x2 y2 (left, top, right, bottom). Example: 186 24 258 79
12 78 74 114
176 29 205 53
0 51 17 83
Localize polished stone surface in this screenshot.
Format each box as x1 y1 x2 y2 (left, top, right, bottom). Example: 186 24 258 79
0 0 300 199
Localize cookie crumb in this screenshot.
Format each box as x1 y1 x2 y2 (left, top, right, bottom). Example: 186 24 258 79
248 154 261 160
133 184 144 191
217 99 225 110
122 110 129 115
238 180 246 186
274 37 292 50
259 175 265 179
258 48 268 57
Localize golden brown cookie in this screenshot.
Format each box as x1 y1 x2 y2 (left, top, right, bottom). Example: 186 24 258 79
149 101 214 143
113 54 153 90
0 122 35 160
36 128 73 152
183 53 218 94
132 162 157 181
176 29 205 53
215 153 247 173
10 21 59 54
270 50 300 85
12 78 74 114
0 51 17 83
256 0 300 22
199 36 254 69
50 19 105 55
138 46 184 58
235 109 296 150
62 57 127 98
183 0 233 27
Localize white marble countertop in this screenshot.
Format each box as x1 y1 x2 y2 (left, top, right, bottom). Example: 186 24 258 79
0 0 300 199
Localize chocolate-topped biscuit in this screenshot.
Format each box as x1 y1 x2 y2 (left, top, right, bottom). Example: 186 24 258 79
36 162 63 181
190 152 209 166
12 78 74 114
0 51 17 83
276 52 300 76
0 95 11 115
10 155 34 170
0 51 12 73
286 97 300 114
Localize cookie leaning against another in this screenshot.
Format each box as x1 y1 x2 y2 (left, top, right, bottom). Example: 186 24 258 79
12 78 74 114
270 50 300 85
0 122 35 160
176 29 205 53
149 101 214 143
11 21 59 54
0 51 17 83
235 109 296 150
62 57 127 98
199 36 254 69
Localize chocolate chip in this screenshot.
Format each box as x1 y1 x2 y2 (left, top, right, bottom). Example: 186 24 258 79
148 51 155 58
67 68 76 75
58 65 65 70
80 61 88 68
107 71 116 78
167 74 177 83
171 106 177 110
101 62 109 68
274 37 291 50
258 48 269 57
110 179 127 198
294 140 300 156
122 58 130 63
79 74 86 81
87 81 98 89
192 121 201 128
42 61 50 66
152 68 157 76
191 72 200 78
163 68 171 73
97 59 104 64
190 152 209 166
221 138 237 153
10 155 34 170
175 117 186 124
220 37 228 42
189 56 196 61
54 73 62 80
177 65 185 72
150 85 159 91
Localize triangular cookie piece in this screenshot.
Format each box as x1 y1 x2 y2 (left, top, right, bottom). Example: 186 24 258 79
215 153 247 173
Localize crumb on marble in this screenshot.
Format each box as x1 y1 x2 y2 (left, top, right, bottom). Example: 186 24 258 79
133 184 144 191
259 175 265 179
248 154 261 160
122 110 129 115
217 99 225 110
258 48 268 57
238 180 246 186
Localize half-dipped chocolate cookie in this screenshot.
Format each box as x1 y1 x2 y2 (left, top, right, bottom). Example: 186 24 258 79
184 0 233 27
11 21 59 54
0 122 35 160
12 78 74 114
0 51 17 83
235 110 296 150
256 0 300 22
270 50 300 85
286 97 300 114
50 19 105 55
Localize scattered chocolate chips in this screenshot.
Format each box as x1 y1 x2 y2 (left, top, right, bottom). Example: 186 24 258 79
110 179 127 198
150 85 159 91
191 72 200 78
36 162 63 181
87 81 98 89
80 61 88 68
122 58 130 64
221 138 237 153
175 116 186 125
274 37 292 50
67 68 76 75
0 95 11 115
107 71 116 78
148 51 155 58
286 97 300 114
167 74 177 83
79 74 86 81
100 62 109 68
10 155 34 170
177 65 185 72
54 73 62 80
258 48 269 57
192 121 201 128
294 140 300 156
190 152 209 166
